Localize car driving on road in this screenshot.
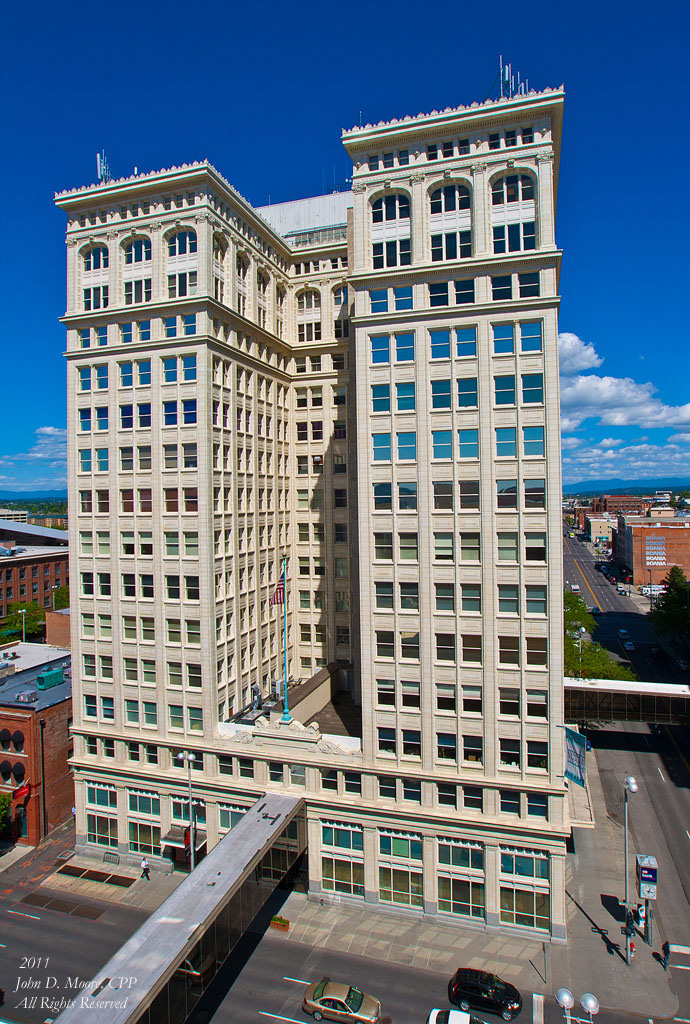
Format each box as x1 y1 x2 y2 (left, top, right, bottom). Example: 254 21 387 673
303 979 381 1024
448 969 522 1021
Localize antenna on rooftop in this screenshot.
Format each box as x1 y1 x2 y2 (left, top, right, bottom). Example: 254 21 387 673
96 150 112 184
487 56 529 101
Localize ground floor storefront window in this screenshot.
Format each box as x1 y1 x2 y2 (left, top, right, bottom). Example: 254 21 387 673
438 875 485 918
128 820 161 856
322 856 364 897
87 813 118 847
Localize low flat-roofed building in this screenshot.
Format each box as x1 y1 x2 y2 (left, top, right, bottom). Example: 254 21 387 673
0 642 73 845
615 515 690 584
0 543 69 620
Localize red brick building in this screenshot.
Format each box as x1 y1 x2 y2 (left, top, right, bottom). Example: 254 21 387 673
0 545 69 620
0 643 73 846
591 494 655 515
45 608 71 648
615 517 690 585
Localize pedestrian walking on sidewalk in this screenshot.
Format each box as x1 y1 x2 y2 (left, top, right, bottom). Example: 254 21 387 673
662 941 671 971
140 857 150 880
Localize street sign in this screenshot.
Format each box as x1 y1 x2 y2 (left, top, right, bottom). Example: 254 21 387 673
637 855 658 900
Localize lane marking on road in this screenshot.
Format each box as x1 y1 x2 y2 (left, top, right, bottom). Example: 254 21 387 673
573 560 600 609
658 766 665 781
6 909 40 920
533 993 544 1024
283 977 310 985
686 830 690 840
672 965 690 970
673 1018 690 1022
259 1014 305 1024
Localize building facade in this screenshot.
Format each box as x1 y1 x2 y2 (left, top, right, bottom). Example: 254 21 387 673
0 544 69 620
615 516 690 584
0 643 73 845
56 87 569 938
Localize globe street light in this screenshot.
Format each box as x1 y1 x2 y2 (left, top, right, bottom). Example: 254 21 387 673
555 989 599 1024
623 775 638 964
176 751 197 871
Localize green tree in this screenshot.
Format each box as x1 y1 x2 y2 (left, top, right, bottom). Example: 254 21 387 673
0 792 11 834
563 589 636 680
3 601 45 639
652 566 690 656
52 585 69 610
564 590 596 636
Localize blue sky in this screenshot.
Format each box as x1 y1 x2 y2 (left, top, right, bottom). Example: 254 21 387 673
2 0 689 490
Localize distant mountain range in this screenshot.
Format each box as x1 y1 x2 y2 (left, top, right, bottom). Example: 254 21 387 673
0 490 68 500
564 477 690 496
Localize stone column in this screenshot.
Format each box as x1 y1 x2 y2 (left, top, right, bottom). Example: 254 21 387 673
484 842 501 928
363 825 379 904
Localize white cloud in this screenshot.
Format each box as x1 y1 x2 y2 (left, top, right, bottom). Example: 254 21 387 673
0 427 67 490
561 436 583 450
559 333 690 432
669 433 690 444
562 441 690 484
598 437 625 447
558 332 603 375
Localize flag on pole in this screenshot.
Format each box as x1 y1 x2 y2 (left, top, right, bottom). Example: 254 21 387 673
270 569 285 606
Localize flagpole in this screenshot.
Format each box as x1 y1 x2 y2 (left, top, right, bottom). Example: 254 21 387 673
280 555 292 723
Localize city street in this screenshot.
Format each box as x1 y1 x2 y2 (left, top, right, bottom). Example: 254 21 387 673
563 534 687 685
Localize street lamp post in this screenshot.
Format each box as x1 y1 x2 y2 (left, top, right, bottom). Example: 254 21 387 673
176 751 196 871
648 568 653 613
51 585 59 610
623 775 638 964
556 989 599 1024
20 607 26 643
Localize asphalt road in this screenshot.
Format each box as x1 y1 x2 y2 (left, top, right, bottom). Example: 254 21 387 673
592 721 690 1024
563 534 688 685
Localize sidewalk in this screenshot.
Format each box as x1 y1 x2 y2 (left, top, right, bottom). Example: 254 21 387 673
274 749 677 1018
39 855 184 911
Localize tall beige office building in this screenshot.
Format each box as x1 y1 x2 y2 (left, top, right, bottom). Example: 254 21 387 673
56 85 569 938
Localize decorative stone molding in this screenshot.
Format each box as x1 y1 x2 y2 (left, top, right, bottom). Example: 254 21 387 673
409 173 425 184
536 151 554 163
471 162 488 173
351 182 367 193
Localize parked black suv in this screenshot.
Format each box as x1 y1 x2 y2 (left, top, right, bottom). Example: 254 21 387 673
448 970 522 1021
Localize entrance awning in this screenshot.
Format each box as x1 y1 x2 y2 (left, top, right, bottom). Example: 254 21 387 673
162 826 207 851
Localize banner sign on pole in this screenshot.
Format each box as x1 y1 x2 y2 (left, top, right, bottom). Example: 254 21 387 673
564 727 586 787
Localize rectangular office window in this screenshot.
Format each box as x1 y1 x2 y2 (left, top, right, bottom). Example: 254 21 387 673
433 480 453 510
498 584 519 614
396 382 416 411
374 533 393 560
495 375 516 406
458 429 479 459
395 333 415 362
397 432 416 460
454 279 475 304
370 289 388 312
519 272 540 297
373 483 392 510
399 532 419 561
371 384 390 412
461 583 481 613
456 327 477 357
398 482 417 510
525 478 546 509
373 433 392 461
394 286 413 310
491 275 512 300
371 335 390 363
525 532 547 562
430 329 451 359
522 373 544 404
526 585 547 615
520 321 542 352
458 480 480 509
429 282 449 307
457 377 478 408
496 427 517 457
432 430 453 459
497 479 517 508
523 426 545 456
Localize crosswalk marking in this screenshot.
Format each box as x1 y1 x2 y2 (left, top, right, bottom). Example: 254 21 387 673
533 993 544 1024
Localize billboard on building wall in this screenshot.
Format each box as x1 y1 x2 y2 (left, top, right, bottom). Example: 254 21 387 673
564 727 586 787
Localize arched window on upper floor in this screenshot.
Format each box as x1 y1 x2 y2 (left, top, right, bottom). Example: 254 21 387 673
236 253 248 279
297 289 321 343
297 290 320 313
491 174 534 206
430 185 470 214
168 230 197 257
83 246 109 271
372 193 410 223
213 234 227 263
124 238 151 265
490 174 537 254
